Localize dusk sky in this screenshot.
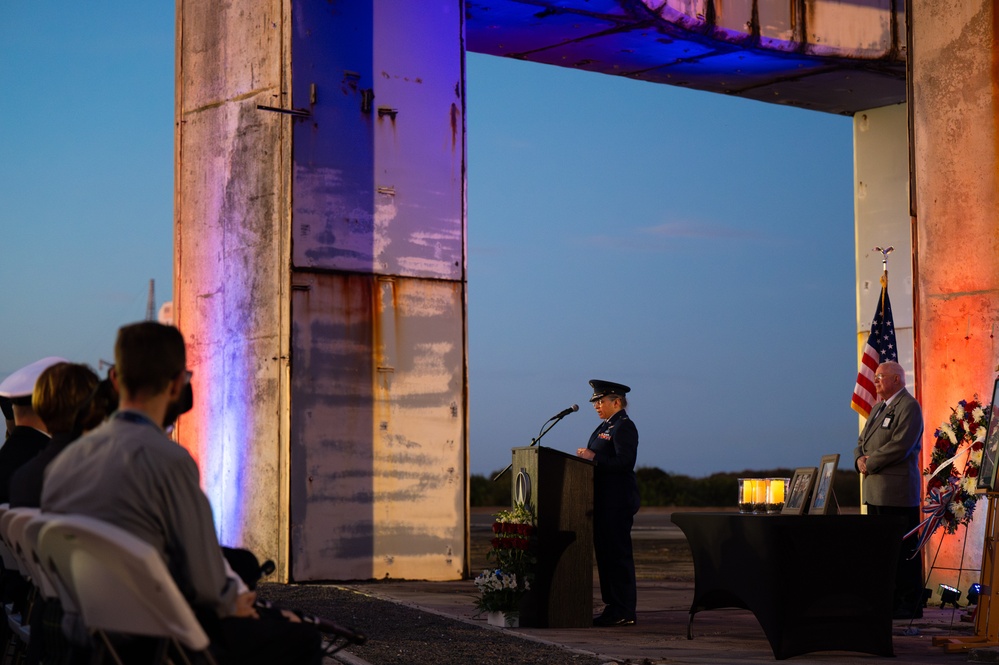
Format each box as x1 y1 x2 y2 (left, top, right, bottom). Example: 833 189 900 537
2 4 861 479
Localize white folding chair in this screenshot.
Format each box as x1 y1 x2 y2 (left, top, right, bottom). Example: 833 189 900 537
16 513 59 603
0 505 19 573
37 514 217 665
0 506 34 656
5 508 40 580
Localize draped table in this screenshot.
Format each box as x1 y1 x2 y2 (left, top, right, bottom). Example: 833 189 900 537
670 512 906 660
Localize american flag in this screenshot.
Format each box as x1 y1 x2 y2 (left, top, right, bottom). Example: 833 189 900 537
851 283 898 418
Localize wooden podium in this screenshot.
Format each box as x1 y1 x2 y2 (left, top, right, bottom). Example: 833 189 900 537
510 445 594 628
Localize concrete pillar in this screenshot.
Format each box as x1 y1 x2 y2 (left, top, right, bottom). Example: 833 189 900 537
911 0 999 601
175 0 468 581
174 0 290 574
854 104 915 397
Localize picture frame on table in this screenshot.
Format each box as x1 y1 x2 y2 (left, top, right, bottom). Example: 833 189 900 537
782 467 817 515
976 377 999 493
808 454 840 515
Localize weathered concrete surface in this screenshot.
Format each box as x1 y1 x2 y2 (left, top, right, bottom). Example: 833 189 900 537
465 0 906 114
176 0 468 582
174 0 291 574
853 104 914 389
173 0 998 589
911 0 999 599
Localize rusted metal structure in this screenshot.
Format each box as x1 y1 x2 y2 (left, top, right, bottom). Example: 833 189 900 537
175 1 467 582
175 0 997 593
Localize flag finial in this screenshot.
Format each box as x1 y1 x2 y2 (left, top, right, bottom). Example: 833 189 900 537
873 246 893 292
873 246 893 272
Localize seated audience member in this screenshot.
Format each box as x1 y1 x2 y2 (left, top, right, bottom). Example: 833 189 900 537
42 322 321 665
10 363 113 508
1 397 13 438
0 357 66 502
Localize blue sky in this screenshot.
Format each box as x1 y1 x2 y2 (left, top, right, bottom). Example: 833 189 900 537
1 4 858 479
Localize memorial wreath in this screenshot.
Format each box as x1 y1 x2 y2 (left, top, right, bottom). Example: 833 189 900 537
922 396 992 535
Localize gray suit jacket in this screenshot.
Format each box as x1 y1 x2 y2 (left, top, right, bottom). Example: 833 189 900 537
853 388 924 507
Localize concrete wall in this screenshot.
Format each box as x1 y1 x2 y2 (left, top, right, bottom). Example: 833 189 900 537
174 0 291 574
854 104 914 391
175 0 468 581
910 0 999 599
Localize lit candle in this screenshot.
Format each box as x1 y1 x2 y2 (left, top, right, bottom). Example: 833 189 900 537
770 478 785 504
740 479 752 504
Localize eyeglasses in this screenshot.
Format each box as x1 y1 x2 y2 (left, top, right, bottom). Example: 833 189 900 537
181 370 193 385
873 373 897 381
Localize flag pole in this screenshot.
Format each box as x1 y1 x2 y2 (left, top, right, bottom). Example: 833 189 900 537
874 246 894 316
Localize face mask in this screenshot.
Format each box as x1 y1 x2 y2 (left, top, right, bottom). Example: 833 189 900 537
163 383 194 430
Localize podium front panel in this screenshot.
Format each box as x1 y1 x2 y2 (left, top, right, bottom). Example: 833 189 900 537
511 446 593 628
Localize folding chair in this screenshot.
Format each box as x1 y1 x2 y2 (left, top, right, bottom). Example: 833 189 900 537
0 506 18 574
37 514 217 665
14 513 58 604
0 508 41 658
5 509 40 580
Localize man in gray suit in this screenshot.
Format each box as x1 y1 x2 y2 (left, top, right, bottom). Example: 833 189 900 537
854 360 924 619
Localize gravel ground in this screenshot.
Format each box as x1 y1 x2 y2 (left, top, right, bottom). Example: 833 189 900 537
257 583 608 665
255 510 693 665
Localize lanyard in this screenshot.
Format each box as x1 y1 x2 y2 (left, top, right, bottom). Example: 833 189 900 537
113 410 161 431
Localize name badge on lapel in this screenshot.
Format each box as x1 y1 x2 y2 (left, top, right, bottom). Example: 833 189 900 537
881 414 894 429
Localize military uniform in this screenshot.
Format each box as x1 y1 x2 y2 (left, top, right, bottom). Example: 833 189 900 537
586 380 640 626
0 357 65 503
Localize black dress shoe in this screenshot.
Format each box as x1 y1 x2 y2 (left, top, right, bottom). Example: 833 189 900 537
593 615 636 627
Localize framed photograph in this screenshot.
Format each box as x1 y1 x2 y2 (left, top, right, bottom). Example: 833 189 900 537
977 378 999 493
809 454 840 515
782 467 817 515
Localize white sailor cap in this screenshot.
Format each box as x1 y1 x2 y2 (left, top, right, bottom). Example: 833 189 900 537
0 357 69 401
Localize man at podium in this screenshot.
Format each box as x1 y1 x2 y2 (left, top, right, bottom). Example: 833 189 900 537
576 379 640 627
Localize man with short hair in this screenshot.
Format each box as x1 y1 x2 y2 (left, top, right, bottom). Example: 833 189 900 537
854 360 924 619
42 322 320 663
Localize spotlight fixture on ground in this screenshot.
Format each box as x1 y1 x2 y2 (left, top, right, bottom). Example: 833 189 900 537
939 584 961 609
967 583 981 606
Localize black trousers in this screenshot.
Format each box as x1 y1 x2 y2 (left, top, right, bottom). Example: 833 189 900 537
867 504 924 610
593 507 637 620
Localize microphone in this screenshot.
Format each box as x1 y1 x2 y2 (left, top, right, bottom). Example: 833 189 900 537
552 404 579 419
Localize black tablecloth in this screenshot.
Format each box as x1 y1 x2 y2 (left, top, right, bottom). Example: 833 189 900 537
671 512 906 660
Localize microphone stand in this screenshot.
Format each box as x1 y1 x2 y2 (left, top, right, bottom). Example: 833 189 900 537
492 413 569 482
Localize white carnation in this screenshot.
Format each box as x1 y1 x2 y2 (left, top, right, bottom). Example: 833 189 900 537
973 407 986 422
943 424 958 444
963 474 978 494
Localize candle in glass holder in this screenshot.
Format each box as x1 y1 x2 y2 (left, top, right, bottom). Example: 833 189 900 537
769 479 785 504
766 477 789 513
753 479 769 513
738 478 753 512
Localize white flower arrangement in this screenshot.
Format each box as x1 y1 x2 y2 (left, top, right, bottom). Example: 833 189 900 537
474 569 531 613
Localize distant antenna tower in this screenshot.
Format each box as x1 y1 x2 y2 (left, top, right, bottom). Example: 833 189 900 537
146 279 156 321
